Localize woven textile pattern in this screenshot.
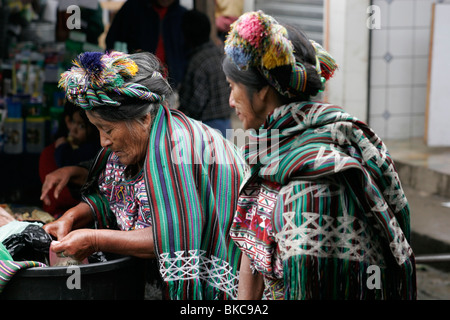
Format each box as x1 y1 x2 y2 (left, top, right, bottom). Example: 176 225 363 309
231 102 416 299
83 105 245 300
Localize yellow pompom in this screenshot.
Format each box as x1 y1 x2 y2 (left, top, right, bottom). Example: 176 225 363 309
262 39 294 70
126 61 139 76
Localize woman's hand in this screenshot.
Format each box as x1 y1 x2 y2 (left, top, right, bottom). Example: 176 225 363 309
43 202 93 240
51 229 98 261
43 217 73 240
45 202 154 260
50 227 155 261
40 166 88 206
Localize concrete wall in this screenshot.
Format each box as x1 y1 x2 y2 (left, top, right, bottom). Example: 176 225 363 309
325 0 370 123
368 0 450 141
240 0 450 143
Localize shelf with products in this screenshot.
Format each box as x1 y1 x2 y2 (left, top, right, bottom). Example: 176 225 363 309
0 42 68 156
0 41 69 205
0 1 109 204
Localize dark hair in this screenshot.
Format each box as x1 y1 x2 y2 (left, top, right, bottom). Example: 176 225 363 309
182 9 211 48
285 25 323 97
222 61 268 94
223 24 323 103
91 52 173 123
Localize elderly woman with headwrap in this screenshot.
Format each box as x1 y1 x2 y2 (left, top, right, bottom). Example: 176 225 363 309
43 51 244 300
222 11 416 300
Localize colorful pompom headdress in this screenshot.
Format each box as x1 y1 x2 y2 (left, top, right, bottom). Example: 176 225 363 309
58 51 164 110
224 11 338 98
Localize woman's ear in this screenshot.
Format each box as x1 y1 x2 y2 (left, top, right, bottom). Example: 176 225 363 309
141 113 153 132
256 85 271 102
253 85 282 115
142 113 152 124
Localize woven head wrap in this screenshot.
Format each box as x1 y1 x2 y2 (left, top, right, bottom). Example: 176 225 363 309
224 11 338 98
58 51 164 110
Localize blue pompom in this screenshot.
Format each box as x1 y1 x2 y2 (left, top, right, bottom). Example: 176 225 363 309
225 46 251 69
78 52 105 74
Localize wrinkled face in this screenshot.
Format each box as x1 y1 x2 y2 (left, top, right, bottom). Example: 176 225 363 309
227 78 268 131
68 111 88 146
86 111 151 165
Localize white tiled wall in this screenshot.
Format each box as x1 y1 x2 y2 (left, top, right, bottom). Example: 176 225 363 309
368 0 450 140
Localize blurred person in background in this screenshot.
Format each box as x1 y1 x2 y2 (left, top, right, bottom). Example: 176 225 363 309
105 0 188 88
39 102 100 218
215 0 244 42
178 9 232 137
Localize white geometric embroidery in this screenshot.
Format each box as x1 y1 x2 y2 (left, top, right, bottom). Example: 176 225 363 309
371 195 390 212
328 121 353 145
314 145 351 173
275 211 385 266
158 249 239 299
278 180 342 206
388 218 413 265
383 164 408 212
356 130 387 167
327 121 388 168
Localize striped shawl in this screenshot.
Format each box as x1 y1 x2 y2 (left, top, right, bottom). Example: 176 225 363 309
0 243 46 294
231 102 416 299
83 105 244 300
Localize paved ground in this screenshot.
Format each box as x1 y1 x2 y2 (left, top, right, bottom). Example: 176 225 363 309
417 264 450 300
403 186 450 300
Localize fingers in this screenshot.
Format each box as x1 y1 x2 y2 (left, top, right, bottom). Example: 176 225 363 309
41 194 50 206
52 180 67 200
51 240 73 257
43 224 57 240
40 181 53 202
40 177 61 203
51 241 74 261
40 168 71 203
43 222 66 241
50 240 62 252
50 232 92 262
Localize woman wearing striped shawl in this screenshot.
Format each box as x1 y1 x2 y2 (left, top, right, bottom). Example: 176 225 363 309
223 11 416 300
43 51 245 300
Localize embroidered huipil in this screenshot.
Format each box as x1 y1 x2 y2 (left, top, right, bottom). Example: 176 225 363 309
82 105 245 300
97 152 151 230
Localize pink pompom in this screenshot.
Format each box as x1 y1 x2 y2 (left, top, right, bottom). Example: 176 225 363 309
235 13 266 48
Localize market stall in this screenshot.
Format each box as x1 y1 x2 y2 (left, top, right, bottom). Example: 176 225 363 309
0 0 122 204
0 1 149 300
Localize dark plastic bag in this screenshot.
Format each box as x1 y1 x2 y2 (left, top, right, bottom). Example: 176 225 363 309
2 224 52 263
3 224 111 265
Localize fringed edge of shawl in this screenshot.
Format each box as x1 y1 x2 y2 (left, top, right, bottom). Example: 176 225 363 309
282 255 417 300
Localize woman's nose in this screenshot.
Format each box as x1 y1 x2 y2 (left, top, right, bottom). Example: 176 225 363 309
100 132 112 148
229 94 236 109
